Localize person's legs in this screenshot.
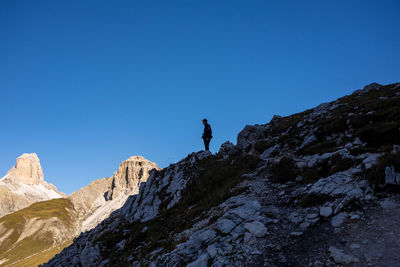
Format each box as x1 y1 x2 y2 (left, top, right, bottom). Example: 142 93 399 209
204 138 210 151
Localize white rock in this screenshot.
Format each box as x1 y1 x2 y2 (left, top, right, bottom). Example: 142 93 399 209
319 206 333 217
187 253 209 267
206 245 217 258
362 153 381 169
216 218 236 234
228 200 261 220
260 145 279 160
244 221 267 237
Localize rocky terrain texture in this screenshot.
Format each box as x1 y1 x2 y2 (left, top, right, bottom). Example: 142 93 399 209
69 156 160 232
0 155 159 267
0 153 65 218
44 82 400 267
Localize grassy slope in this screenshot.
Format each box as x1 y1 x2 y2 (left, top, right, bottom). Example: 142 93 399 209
6 240 72 267
0 198 76 267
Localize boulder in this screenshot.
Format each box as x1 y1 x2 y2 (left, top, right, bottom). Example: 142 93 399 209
244 221 267 237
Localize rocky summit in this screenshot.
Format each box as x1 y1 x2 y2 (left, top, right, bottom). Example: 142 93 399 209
0 155 159 267
43 82 400 266
69 155 160 232
0 153 65 218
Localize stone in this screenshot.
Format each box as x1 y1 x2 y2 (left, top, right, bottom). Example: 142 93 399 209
218 141 237 158
260 144 279 160
329 246 359 264
187 253 209 267
206 245 217 258
306 213 319 220
380 198 398 209
216 218 237 234
331 213 347 227
319 206 333 217
236 125 266 151
228 200 261 220
385 166 400 185
288 212 303 224
198 229 217 244
105 156 160 200
243 232 256 244
244 221 267 237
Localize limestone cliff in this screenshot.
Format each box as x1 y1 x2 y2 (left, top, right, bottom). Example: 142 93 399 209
69 155 160 231
6 153 44 184
0 153 65 218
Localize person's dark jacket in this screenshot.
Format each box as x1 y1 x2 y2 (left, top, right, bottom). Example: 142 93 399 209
202 124 212 140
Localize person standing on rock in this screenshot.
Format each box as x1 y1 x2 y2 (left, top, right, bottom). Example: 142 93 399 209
202 119 212 151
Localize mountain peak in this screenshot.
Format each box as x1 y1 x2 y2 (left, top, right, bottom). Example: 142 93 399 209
6 153 44 184
106 155 160 201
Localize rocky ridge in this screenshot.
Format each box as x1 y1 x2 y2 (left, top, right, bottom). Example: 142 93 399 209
69 155 160 231
45 82 400 266
0 155 159 267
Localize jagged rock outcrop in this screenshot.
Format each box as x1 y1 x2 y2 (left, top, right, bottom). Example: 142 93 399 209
0 153 65 218
69 156 160 231
106 156 160 200
45 82 400 267
6 153 44 184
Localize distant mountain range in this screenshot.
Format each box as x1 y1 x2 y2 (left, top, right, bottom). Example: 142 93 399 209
0 153 159 266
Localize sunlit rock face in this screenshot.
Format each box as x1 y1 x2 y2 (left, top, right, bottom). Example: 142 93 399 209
6 153 44 184
0 153 65 218
106 155 160 200
68 155 160 232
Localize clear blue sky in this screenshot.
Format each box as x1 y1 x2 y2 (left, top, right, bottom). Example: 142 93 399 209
1 1 399 195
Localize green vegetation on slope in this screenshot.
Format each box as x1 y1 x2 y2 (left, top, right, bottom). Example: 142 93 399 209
7 240 72 267
0 198 76 267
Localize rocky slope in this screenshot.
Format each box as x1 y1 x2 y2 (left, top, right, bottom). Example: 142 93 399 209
44 82 400 267
0 155 159 267
69 156 160 231
0 153 65 218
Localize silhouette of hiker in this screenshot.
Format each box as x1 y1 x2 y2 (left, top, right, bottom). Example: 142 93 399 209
202 119 212 151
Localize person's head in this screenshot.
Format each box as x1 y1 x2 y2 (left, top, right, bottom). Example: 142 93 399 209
202 119 207 125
